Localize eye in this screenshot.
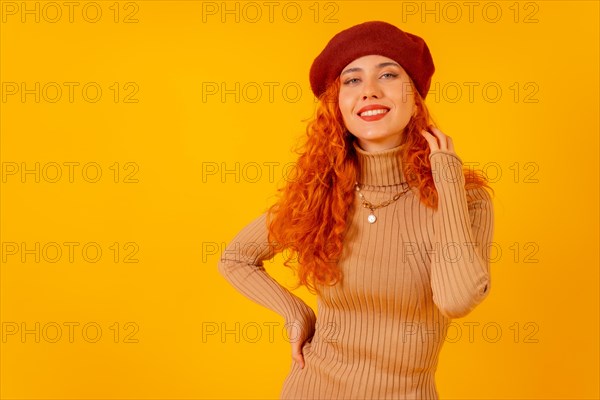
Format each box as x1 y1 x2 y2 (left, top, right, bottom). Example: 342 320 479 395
381 72 399 79
343 77 360 85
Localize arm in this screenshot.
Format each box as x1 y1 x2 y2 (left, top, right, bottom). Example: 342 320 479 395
217 211 315 329
429 150 494 319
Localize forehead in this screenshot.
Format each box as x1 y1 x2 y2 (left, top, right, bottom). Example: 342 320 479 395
341 54 405 74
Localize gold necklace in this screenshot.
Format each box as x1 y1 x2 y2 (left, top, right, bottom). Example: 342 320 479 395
354 181 411 224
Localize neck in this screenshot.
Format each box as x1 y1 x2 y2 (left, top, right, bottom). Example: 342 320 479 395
355 136 403 152
352 140 407 187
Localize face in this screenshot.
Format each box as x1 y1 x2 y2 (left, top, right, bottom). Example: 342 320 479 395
338 54 416 152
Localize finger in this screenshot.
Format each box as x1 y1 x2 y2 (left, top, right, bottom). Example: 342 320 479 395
447 135 455 153
292 343 305 369
292 352 305 368
429 127 448 152
420 130 440 152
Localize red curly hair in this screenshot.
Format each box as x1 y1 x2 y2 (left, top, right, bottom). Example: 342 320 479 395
266 76 493 296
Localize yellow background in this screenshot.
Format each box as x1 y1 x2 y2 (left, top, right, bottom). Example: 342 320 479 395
1 1 598 399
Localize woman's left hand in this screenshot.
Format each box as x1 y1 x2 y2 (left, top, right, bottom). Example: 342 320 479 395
420 126 456 156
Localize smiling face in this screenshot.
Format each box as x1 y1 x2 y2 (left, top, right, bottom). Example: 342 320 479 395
338 54 417 152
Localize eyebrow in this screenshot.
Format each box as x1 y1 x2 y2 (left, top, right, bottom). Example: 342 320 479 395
340 62 401 76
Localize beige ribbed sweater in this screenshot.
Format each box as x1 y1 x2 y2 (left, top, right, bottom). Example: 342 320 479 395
218 140 494 399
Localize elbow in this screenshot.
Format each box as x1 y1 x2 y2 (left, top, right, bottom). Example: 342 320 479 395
435 280 491 319
217 256 237 280
436 301 475 320
217 248 237 279
217 248 263 280
217 258 228 277
217 240 243 279
436 301 473 319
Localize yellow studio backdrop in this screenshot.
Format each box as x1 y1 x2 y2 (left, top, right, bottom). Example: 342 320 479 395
0 1 598 399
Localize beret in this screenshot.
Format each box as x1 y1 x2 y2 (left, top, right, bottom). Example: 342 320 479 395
309 20 435 99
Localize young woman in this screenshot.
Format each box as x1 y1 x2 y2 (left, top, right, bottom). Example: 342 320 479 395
218 20 495 399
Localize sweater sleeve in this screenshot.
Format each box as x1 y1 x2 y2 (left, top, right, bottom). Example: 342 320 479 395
428 150 494 319
218 211 314 325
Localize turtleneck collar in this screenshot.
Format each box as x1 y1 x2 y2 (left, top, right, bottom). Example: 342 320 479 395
352 140 408 187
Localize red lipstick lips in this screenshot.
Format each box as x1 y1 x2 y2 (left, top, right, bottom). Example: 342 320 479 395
357 104 390 122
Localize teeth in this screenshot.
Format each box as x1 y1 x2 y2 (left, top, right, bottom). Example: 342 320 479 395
360 109 388 117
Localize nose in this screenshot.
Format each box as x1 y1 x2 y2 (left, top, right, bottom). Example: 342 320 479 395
362 76 382 99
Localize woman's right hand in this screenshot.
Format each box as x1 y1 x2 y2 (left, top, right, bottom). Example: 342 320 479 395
285 307 316 369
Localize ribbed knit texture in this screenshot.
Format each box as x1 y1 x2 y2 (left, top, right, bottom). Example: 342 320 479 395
218 140 494 399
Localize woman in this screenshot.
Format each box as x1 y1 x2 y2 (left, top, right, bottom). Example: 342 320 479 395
218 20 494 399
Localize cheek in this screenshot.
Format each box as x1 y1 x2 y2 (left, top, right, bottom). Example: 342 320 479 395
338 96 354 120
398 104 414 122
392 96 414 125
396 91 415 115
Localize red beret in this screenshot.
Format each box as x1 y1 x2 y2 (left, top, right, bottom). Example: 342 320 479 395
309 20 435 99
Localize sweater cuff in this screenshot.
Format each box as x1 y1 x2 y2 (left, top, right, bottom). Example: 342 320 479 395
429 150 465 191
428 149 463 164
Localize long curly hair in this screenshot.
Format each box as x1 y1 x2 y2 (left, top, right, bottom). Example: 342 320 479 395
266 76 493 296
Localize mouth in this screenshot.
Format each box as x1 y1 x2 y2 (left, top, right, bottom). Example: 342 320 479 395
357 107 390 121
358 108 389 117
